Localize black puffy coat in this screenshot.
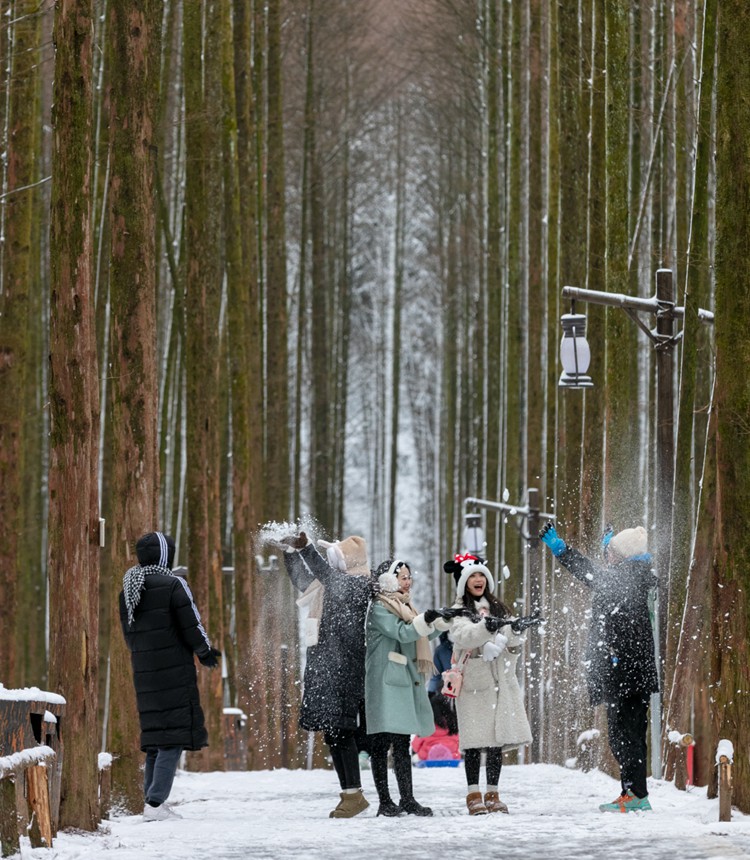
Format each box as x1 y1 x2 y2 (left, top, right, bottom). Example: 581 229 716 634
284 543 371 733
119 573 211 751
557 547 659 706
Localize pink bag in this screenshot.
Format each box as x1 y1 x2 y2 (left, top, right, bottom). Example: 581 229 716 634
441 667 463 698
441 651 469 699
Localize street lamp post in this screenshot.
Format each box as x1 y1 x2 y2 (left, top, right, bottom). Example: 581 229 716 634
559 268 714 779
463 492 555 761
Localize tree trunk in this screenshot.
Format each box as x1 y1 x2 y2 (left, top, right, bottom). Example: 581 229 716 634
47 0 100 830
0 0 40 687
183 0 225 772
104 0 162 811
711 0 750 811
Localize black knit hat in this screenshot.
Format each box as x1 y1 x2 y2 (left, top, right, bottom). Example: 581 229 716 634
135 531 175 569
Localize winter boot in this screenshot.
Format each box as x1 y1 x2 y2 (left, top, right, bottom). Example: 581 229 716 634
398 797 433 817
392 738 434 815
466 792 488 815
377 800 403 817
598 790 652 813
484 792 509 814
329 789 369 818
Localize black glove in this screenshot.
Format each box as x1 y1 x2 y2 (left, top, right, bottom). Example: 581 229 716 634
279 531 308 551
423 608 441 624
438 607 472 620
509 610 545 633
199 647 222 668
484 616 504 633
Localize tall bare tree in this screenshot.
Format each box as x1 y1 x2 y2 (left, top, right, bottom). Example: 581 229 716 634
183 0 225 770
711 0 750 812
104 0 163 810
47 0 100 830
0 0 40 687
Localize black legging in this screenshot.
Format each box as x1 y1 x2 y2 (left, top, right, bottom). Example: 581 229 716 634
464 747 503 787
369 732 413 804
324 728 361 790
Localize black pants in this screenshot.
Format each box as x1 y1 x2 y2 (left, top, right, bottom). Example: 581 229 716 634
464 747 503 787
324 728 361 791
369 732 413 804
606 694 649 798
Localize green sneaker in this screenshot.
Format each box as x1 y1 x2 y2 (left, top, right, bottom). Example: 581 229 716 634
599 790 652 813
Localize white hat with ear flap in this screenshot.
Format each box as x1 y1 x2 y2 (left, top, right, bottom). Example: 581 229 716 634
608 526 648 560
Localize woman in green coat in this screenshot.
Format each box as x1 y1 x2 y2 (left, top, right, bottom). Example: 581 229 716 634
365 559 456 817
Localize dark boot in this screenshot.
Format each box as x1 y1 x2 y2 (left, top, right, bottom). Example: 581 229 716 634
393 737 433 816
370 747 396 808
377 800 403 817
398 797 433 816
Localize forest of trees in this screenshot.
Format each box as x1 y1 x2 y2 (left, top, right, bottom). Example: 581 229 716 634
0 0 749 829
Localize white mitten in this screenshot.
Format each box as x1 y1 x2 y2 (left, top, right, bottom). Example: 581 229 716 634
481 633 508 662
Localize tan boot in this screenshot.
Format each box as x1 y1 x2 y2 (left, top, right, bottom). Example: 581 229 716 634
329 789 369 818
466 791 488 815
484 791 509 814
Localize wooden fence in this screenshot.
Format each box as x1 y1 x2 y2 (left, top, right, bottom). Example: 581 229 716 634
0 689 66 857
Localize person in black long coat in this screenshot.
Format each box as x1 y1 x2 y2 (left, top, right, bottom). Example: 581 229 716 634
119 531 221 822
281 532 372 818
540 522 658 813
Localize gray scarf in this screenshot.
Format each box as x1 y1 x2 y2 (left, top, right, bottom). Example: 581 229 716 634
123 564 172 626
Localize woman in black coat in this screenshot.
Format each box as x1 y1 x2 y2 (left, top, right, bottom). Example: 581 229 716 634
281 532 372 818
540 523 658 813
119 531 220 821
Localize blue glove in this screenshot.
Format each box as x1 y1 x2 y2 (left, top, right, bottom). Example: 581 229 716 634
539 522 567 557
601 524 614 559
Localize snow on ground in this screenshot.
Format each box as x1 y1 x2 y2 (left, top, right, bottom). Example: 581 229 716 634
13 763 750 860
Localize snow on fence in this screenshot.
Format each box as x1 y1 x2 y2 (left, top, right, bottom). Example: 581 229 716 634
716 739 734 823
0 686 66 857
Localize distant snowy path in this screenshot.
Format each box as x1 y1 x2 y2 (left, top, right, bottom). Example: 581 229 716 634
18 764 750 860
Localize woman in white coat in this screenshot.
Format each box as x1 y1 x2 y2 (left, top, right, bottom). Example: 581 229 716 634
444 554 532 815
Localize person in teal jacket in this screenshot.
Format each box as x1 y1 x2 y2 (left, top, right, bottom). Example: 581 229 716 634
365 559 459 817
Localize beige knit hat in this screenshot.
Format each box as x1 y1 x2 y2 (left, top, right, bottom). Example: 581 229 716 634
608 526 648 561
317 536 370 575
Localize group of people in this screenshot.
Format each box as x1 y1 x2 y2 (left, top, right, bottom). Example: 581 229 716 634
117 519 659 821
278 531 534 818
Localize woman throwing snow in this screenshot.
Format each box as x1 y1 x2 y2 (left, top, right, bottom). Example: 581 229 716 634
280 532 372 819
445 554 533 816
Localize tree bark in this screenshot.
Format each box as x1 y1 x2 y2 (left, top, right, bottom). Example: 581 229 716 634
104 0 162 811
712 0 750 811
47 0 100 830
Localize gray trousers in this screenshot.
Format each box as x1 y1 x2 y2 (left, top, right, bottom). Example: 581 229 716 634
144 746 183 805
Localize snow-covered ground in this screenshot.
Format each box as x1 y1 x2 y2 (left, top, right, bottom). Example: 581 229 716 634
13 763 750 860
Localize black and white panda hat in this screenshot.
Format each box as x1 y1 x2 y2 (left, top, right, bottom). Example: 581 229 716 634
444 553 495 598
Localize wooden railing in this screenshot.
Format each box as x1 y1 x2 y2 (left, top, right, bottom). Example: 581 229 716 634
0 688 66 857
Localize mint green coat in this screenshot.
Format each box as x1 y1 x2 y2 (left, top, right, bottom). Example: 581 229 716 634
364 602 441 737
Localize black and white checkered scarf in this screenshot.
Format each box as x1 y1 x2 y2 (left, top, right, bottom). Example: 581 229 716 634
123 563 173 626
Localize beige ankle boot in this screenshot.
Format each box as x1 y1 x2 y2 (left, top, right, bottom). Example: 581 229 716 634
329 789 369 818
466 791 488 815
484 791 509 813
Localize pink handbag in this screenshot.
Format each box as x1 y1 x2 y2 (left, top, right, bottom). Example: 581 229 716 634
441 651 469 699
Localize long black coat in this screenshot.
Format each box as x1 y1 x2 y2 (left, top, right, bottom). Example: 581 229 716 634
119 573 211 751
285 544 370 733
557 547 659 706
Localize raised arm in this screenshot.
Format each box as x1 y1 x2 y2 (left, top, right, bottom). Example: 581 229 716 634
282 549 316 592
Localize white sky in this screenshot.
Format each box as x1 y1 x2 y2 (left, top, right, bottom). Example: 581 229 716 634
15 762 750 860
